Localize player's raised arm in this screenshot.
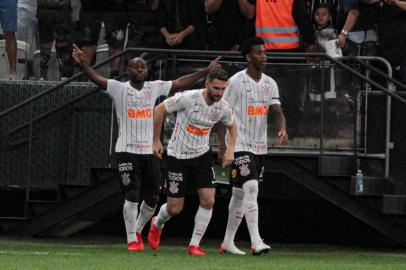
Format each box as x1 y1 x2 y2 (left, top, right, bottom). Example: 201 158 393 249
72 44 108 90
152 103 167 159
170 56 221 93
222 120 237 168
270 104 288 145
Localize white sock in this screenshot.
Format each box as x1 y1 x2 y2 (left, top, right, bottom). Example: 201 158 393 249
123 200 139 243
155 203 172 229
189 206 213 247
223 187 244 245
136 200 156 233
243 180 262 246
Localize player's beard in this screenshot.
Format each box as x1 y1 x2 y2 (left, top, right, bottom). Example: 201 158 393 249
208 91 222 103
130 74 145 84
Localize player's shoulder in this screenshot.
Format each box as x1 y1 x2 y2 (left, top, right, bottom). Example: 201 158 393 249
262 73 278 88
185 89 204 98
230 69 247 82
148 80 170 88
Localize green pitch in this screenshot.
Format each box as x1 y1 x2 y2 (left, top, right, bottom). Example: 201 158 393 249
0 235 405 270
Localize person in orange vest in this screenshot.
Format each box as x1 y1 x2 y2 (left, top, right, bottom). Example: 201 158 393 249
255 0 316 52
250 1 316 137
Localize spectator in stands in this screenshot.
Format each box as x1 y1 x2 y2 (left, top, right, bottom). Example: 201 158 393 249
17 0 38 80
204 0 255 51
37 0 74 81
309 4 340 136
77 0 127 78
126 0 163 59
341 0 379 56
0 0 17 79
375 0 406 83
252 0 316 137
309 1 359 52
158 0 207 49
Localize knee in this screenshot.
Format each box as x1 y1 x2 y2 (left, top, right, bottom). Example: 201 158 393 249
144 194 159 208
200 196 215 210
242 180 258 201
166 202 183 216
125 189 140 203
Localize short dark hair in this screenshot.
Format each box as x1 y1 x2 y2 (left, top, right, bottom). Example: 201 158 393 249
240 37 265 61
207 67 229 82
315 4 332 15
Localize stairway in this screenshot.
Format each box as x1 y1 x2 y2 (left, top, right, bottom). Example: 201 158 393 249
1 168 123 237
265 155 406 247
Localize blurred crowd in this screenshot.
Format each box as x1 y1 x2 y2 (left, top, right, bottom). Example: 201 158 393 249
0 0 405 82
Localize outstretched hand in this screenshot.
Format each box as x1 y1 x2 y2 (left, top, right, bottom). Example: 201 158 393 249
206 56 221 72
278 129 289 145
72 44 88 64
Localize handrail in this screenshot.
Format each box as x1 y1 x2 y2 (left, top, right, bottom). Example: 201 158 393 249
3 47 405 118
350 56 406 91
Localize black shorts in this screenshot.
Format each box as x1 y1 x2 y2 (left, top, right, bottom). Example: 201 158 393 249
37 9 73 44
165 150 216 197
116 152 161 195
77 10 127 48
229 152 265 188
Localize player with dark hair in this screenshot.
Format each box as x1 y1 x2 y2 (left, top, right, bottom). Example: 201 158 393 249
73 44 220 251
218 37 288 255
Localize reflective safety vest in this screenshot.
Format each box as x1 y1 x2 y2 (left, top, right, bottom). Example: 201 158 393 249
255 0 300 50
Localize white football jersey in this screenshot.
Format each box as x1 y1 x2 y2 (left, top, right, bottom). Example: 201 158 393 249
106 79 172 154
164 89 233 159
222 69 281 155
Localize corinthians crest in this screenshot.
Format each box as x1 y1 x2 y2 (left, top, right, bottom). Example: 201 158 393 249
121 173 131 186
239 164 250 177
169 181 179 194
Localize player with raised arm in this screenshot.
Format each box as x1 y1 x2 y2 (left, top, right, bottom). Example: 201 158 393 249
148 67 237 256
218 37 288 256
72 44 220 251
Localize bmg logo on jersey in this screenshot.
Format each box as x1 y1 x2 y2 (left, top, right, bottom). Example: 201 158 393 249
127 108 152 119
247 105 269 116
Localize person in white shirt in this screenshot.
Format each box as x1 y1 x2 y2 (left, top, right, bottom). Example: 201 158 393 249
218 37 288 256
72 44 220 251
148 67 238 256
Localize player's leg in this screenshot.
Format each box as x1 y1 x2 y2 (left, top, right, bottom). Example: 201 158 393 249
135 155 160 245
148 155 186 249
188 187 215 256
148 196 184 249
220 153 253 255
221 187 245 255
117 153 142 251
188 150 216 256
243 156 270 255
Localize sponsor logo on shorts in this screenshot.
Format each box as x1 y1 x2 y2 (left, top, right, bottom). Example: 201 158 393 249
231 169 237 178
239 164 250 177
234 155 250 166
118 162 133 172
168 171 183 182
121 172 130 186
169 181 179 194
